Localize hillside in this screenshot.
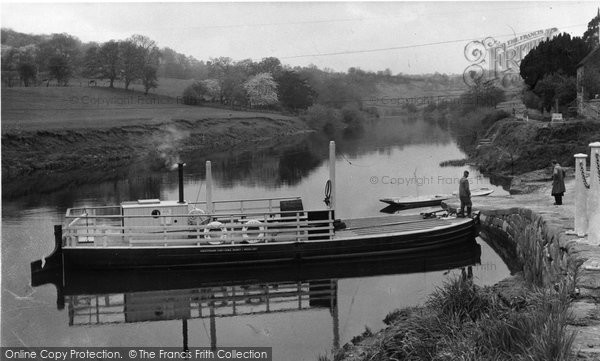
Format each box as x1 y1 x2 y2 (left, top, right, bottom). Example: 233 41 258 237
1 85 294 133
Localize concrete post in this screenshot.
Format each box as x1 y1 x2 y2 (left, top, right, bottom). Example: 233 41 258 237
206 161 213 214
588 142 600 244
574 153 588 236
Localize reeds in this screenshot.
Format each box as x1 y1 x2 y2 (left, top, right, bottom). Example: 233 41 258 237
343 275 577 361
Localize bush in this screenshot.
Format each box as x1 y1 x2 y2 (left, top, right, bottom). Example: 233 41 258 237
341 105 365 137
533 73 577 112
523 90 543 111
424 103 437 112
363 106 380 118
459 79 506 114
404 103 418 113
181 84 200 105
302 104 341 131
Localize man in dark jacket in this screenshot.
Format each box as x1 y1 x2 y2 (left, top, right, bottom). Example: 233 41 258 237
551 160 566 205
458 170 472 217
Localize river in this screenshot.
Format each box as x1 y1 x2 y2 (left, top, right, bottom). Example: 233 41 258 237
1 116 511 360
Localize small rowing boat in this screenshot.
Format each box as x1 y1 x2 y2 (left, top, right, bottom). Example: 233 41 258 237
381 187 494 208
379 194 453 207
452 187 494 197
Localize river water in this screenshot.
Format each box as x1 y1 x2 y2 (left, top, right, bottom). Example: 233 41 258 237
1 117 511 360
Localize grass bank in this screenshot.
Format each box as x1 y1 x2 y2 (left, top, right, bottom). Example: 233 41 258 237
329 275 578 361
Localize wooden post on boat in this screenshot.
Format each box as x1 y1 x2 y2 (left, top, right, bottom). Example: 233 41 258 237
329 141 336 210
206 161 213 213
178 163 185 204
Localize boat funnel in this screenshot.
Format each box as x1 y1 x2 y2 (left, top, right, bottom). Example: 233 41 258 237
178 163 185 204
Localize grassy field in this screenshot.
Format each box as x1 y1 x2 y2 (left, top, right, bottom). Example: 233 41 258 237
1 82 293 134
31 76 196 98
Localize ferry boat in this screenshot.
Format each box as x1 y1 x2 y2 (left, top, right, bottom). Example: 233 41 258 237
31 142 477 273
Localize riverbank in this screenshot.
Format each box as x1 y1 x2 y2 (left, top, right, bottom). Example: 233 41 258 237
332 176 600 360
471 118 600 176
1 87 310 182
1 116 310 181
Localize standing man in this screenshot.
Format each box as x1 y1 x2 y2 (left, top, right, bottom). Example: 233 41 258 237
458 170 472 217
551 160 566 205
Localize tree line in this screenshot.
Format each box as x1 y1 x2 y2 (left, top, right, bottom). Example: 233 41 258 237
1 28 457 110
1 29 207 93
519 10 600 113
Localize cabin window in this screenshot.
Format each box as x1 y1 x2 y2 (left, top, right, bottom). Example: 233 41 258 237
151 209 161 218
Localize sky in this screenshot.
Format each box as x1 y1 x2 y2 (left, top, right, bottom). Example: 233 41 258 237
0 1 598 75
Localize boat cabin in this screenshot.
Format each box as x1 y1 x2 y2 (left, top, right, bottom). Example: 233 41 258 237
64 195 334 247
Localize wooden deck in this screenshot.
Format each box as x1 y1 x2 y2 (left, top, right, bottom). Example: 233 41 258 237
335 215 469 238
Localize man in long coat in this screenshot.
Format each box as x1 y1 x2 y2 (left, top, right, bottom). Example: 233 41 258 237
551 160 566 205
458 170 472 217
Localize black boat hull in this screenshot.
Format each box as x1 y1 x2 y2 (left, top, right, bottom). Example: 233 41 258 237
59 218 475 269
32 236 481 310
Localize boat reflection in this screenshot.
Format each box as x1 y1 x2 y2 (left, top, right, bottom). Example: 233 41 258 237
31 238 481 350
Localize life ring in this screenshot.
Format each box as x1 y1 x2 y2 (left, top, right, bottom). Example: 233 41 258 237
242 219 265 244
188 207 209 226
204 221 227 245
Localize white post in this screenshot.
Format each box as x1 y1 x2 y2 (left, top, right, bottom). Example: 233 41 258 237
574 153 588 236
588 142 600 244
206 161 213 214
329 141 336 210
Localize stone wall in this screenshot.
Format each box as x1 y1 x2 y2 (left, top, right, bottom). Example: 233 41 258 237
443 201 600 298
478 208 571 287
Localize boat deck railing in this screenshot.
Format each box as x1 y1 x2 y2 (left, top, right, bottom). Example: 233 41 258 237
63 197 334 247
189 196 303 214
66 281 337 326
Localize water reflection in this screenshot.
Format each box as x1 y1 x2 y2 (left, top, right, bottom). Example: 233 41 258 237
2 116 456 202
3 116 512 354
32 239 481 353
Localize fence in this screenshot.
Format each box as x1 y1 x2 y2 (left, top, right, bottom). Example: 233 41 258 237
574 142 600 243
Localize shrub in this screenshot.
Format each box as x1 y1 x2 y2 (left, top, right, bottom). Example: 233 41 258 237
426 276 495 322
424 103 437 112
302 104 341 131
341 105 365 137
404 103 418 113
522 89 543 111
181 84 200 105
363 106 380 118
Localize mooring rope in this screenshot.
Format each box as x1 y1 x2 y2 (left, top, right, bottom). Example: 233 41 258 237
323 180 332 206
340 153 371 167
581 162 591 189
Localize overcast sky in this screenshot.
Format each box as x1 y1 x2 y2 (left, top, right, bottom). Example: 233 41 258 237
1 1 598 75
